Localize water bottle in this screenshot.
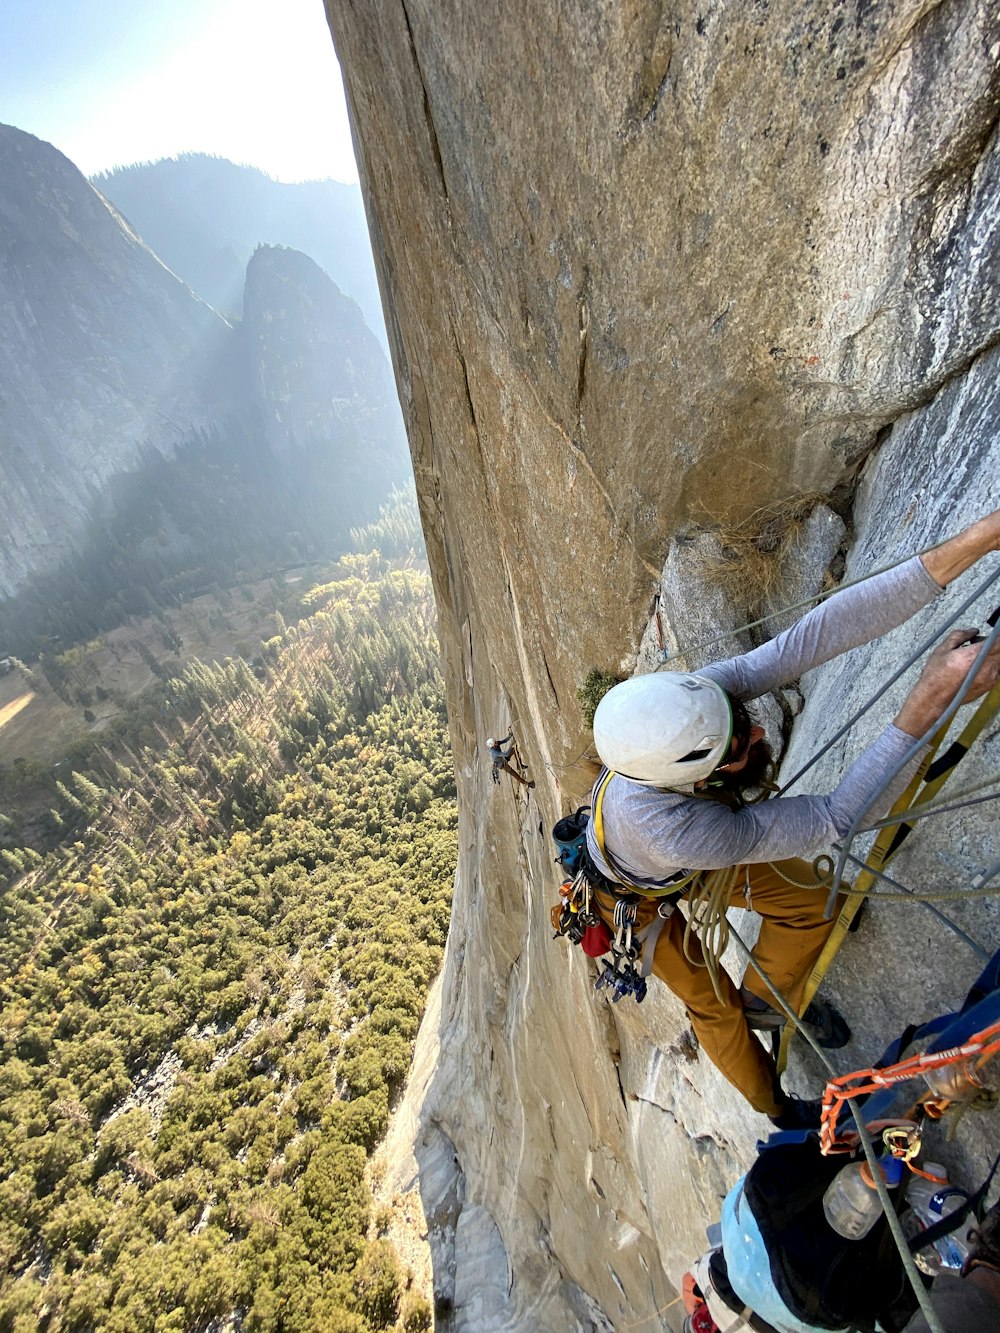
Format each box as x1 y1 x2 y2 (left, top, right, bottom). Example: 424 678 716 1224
904 1163 971 1275
823 1155 905 1239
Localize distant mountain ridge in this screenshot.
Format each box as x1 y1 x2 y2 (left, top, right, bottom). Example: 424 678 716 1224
0 126 409 654
244 244 399 455
0 126 234 601
93 153 386 343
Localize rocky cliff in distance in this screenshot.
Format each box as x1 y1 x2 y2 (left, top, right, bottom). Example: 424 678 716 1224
0 125 232 600
93 155 386 342
327 2 1000 1329
244 244 406 471
0 127 410 647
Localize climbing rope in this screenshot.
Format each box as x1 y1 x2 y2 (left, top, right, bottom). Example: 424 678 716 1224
827 612 1000 914
658 537 971 668
682 866 742 1003
837 852 990 962
726 930 950 1333
780 566 1000 795
862 776 1000 834
862 883 1000 903
776 671 1000 1072
632 543 1000 1333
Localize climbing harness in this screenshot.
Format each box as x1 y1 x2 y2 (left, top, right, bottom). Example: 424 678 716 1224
591 768 699 899
549 770 694 1003
554 770 817 1006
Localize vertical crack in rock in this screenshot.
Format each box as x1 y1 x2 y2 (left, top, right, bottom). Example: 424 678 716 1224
642 66 672 126
453 330 480 432
451 322 493 500
629 1 674 130
969 108 1000 186
862 0 950 85
576 271 591 440
540 648 559 709
614 1061 628 1110
399 0 451 205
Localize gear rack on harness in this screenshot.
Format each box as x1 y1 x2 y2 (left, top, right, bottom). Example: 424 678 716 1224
549 772 691 1003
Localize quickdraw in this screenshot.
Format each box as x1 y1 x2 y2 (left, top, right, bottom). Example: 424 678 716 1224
818 1017 1000 1154
595 900 649 1003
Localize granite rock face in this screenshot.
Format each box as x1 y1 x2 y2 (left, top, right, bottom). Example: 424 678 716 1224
327 2 1000 1327
243 244 408 472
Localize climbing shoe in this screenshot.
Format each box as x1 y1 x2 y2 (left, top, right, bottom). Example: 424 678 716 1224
801 997 851 1050
768 1096 823 1131
742 989 850 1049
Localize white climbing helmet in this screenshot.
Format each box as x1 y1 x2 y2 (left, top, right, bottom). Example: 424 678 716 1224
486 737 497 749
592 672 733 786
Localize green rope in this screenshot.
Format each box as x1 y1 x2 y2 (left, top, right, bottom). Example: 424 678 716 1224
862 775 1000 833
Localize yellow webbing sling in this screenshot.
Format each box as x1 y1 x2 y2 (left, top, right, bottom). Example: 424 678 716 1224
777 680 1000 1072
592 768 700 898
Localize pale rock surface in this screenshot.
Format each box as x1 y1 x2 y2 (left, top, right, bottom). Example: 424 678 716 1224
760 506 848 639
327 1 1000 1327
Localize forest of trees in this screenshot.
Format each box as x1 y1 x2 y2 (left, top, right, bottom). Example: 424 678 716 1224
0 529 456 1331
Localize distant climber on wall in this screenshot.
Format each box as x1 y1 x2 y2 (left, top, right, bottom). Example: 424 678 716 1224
487 731 535 788
585 509 1000 1128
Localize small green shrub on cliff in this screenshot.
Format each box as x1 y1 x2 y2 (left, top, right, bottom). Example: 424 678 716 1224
577 668 625 727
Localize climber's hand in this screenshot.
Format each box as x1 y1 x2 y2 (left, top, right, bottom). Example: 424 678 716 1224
896 630 1000 737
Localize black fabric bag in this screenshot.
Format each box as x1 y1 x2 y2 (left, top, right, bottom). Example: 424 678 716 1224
740 1140 921 1333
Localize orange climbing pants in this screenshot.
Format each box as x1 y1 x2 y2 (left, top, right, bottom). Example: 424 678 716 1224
594 859 840 1117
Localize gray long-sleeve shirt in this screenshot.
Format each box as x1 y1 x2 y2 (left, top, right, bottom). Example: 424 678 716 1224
586 556 942 885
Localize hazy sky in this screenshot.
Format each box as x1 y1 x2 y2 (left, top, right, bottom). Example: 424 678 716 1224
0 0 359 182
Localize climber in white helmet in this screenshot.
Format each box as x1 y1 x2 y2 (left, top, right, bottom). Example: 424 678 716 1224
487 730 534 788
585 508 1000 1128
